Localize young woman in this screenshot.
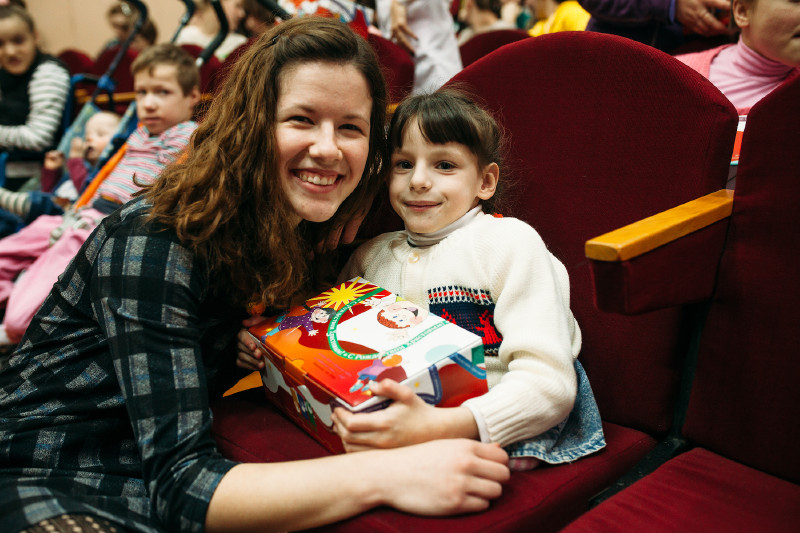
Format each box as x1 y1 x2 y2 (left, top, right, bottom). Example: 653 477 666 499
0 17 509 533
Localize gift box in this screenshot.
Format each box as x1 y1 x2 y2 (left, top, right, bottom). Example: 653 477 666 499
248 278 488 453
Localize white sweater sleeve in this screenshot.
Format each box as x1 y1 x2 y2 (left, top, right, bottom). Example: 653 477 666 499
0 60 70 151
461 220 580 447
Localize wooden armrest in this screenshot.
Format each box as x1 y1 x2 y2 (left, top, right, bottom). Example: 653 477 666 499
585 189 734 262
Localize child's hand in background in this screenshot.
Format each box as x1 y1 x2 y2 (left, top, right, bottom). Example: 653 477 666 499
68 137 86 160
236 315 269 371
43 150 64 170
332 379 480 452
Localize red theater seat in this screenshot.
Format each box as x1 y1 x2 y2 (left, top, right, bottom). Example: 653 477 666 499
567 73 800 533
210 32 738 531
459 29 529 68
367 33 414 105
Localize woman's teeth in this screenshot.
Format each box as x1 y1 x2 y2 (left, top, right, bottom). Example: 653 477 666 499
297 172 337 185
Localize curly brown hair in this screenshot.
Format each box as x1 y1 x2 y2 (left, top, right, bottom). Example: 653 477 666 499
144 16 388 309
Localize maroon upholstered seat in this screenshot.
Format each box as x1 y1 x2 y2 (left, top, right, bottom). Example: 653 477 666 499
565 72 800 533
91 45 138 94
57 48 95 76
446 30 736 441
211 32 738 531
178 43 223 95
367 33 414 105
459 29 529 68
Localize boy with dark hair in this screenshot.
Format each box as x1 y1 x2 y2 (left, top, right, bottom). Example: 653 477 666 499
0 43 200 345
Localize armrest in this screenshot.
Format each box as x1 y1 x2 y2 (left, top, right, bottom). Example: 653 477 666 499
586 190 734 315
586 190 734 262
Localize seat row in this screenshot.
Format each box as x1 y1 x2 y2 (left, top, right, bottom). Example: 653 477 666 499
210 32 799 531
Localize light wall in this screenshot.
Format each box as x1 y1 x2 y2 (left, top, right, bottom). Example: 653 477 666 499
27 0 187 57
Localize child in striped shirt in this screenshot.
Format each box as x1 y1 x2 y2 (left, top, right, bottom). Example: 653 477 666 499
0 43 200 345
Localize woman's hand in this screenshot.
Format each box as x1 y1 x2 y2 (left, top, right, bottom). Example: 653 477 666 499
375 439 510 515
236 315 269 371
332 379 479 451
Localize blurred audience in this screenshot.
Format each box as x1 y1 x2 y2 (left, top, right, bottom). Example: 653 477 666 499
578 0 731 52
458 0 517 45
176 0 248 60
528 0 590 36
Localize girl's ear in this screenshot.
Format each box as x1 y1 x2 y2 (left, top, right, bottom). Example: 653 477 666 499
477 162 499 201
732 0 750 29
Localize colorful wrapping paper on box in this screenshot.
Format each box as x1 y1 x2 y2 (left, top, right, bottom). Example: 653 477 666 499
248 277 488 453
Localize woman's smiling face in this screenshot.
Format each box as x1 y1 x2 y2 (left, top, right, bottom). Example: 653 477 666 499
274 61 373 226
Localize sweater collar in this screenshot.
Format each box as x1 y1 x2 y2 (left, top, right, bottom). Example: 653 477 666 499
732 38 794 80
406 206 482 248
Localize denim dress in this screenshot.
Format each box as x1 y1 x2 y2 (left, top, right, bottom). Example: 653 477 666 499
504 360 606 464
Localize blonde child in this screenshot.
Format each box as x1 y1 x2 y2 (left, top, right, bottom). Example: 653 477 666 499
240 88 605 469
0 111 121 219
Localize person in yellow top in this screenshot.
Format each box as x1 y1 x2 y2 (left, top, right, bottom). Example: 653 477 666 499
528 0 590 36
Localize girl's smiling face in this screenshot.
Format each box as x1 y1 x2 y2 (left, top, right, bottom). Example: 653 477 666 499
388 119 498 235
275 61 373 226
0 14 37 75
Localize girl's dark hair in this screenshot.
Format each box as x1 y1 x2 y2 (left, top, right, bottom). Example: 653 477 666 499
388 87 508 214
145 16 388 309
0 5 35 32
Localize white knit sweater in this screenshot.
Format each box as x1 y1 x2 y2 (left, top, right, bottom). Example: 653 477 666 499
340 212 581 447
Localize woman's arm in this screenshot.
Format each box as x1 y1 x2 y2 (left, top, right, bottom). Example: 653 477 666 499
0 61 70 151
206 439 509 532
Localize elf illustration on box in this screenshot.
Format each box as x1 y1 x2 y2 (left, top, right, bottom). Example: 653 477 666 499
265 304 334 338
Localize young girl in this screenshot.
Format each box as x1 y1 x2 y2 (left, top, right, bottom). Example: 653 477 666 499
240 89 606 469
0 5 70 180
0 18 509 533
676 0 800 115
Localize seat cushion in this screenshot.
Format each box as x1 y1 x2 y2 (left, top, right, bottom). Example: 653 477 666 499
211 391 656 532
562 447 800 533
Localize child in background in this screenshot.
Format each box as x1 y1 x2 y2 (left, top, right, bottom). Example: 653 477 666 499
676 0 800 115
0 5 70 180
239 89 605 469
676 0 799 187
0 43 200 345
41 111 122 194
0 111 121 224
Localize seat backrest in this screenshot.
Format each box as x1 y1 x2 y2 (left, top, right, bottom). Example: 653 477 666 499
91 45 138 94
367 33 414 105
57 48 95 76
448 32 737 435
178 43 223 95
211 37 257 94
682 76 800 483
459 29 530 68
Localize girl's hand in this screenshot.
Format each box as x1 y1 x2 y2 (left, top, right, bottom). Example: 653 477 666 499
236 315 269 371
332 379 479 452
